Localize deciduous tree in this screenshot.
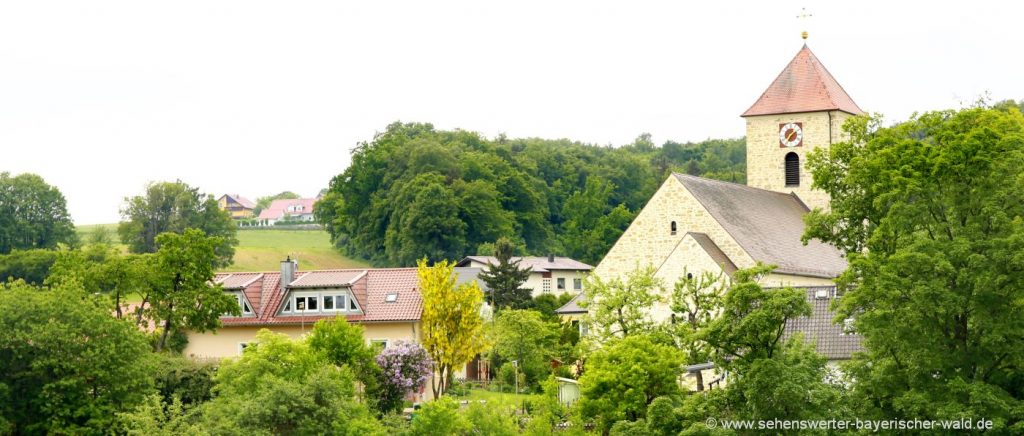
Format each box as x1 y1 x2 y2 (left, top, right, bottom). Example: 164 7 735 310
0 172 77 253
0 281 155 434
578 334 684 433
491 309 558 387
804 107 1024 429
669 269 727 391
418 258 488 397
118 180 238 267
581 265 664 341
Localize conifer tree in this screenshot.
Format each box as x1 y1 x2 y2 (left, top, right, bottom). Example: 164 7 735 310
478 237 532 310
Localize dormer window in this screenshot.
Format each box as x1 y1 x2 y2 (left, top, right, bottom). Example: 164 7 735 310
226 292 254 316
281 289 362 315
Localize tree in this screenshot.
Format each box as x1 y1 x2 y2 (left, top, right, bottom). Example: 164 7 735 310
701 264 810 369
491 309 559 387
147 229 240 351
803 107 1024 429
408 397 471 436
307 316 383 410
479 237 532 309
669 270 727 391
0 281 155 434
581 265 664 341
0 172 77 253
375 341 434 413
253 191 300 216
198 330 382 435
418 258 488 397
0 248 60 285
578 334 685 433
118 180 238 267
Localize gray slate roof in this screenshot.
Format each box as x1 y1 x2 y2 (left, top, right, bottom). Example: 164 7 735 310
457 256 593 273
781 286 863 360
554 293 587 314
674 174 847 278
454 267 492 294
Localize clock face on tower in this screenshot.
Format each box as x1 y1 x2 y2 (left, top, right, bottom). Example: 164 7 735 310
779 122 803 148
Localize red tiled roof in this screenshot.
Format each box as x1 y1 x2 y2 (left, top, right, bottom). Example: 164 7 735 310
742 45 863 117
257 198 317 220
220 194 256 209
287 270 366 289
215 272 263 290
217 268 425 326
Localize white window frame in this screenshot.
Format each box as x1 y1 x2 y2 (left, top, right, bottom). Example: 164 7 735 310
573 278 582 291
370 339 388 350
280 289 362 315
557 277 566 290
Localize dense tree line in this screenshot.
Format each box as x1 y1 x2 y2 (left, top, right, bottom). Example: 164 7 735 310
0 172 77 254
316 122 745 266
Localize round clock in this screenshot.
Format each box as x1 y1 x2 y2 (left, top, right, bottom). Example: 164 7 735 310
779 122 803 147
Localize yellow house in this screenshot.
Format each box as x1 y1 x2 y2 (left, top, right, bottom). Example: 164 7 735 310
217 194 256 219
186 259 425 359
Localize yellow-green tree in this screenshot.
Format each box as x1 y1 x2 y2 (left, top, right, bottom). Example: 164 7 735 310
418 258 488 398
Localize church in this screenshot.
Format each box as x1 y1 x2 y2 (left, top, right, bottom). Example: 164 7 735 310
587 42 864 361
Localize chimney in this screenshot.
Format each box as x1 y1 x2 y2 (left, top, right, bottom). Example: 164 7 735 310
281 256 297 287
547 253 555 263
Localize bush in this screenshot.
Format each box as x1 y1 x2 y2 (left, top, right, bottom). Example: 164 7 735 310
465 402 519 436
409 397 470 436
152 354 217 406
375 341 434 413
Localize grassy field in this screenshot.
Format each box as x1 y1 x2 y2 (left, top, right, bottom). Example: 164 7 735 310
75 224 368 272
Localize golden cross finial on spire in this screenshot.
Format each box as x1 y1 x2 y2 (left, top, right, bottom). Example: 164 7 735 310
797 7 813 40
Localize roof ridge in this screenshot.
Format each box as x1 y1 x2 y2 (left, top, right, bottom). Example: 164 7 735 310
673 173 798 199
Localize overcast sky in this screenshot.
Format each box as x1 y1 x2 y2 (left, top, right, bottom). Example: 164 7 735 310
2 1 1022 224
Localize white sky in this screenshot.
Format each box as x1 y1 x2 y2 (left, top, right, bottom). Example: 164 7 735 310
2 1 1022 225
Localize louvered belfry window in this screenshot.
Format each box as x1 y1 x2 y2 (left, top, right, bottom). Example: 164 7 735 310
785 152 800 187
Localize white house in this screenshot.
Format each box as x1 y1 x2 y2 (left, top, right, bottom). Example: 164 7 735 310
455 255 592 298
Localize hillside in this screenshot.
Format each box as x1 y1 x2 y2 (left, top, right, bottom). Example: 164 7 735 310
75 224 367 272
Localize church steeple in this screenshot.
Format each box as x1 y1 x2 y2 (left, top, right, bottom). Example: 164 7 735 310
742 45 862 211
742 45 863 117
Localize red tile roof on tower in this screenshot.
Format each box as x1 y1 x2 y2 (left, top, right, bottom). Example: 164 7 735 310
742 45 864 117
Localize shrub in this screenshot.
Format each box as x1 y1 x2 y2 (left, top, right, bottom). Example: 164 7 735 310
409 397 470 436
375 341 434 413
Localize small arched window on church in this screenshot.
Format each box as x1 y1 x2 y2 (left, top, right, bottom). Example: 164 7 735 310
670 221 677 236
785 152 800 187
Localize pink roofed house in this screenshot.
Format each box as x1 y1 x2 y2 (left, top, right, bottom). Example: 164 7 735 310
257 198 317 226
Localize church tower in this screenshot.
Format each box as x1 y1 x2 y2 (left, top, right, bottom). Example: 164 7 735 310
741 45 863 210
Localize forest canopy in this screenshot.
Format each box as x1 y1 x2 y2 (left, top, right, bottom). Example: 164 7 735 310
316 122 745 266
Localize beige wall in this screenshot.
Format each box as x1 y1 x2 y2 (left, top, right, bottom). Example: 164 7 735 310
595 177 756 282
463 260 588 298
745 110 853 211
184 321 421 359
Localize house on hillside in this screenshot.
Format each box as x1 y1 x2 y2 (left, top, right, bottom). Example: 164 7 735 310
455 255 592 298
256 198 317 226
217 194 256 219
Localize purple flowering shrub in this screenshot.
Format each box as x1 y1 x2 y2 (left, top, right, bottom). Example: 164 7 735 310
375 341 434 412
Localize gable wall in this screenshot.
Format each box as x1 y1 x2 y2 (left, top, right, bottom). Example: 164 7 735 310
594 176 756 282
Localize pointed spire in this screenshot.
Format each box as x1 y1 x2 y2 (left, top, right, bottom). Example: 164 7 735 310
741 45 863 117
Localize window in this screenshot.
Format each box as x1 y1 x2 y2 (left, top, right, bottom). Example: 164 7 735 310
238 342 250 355
670 221 677 235
785 152 800 187
322 294 348 312
226 293 253 316
282 291 360 315
385 292 398 302
294 295 318 312
573 278 582 290
370 339 388 351
542 279 551 293
557 278 566 290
